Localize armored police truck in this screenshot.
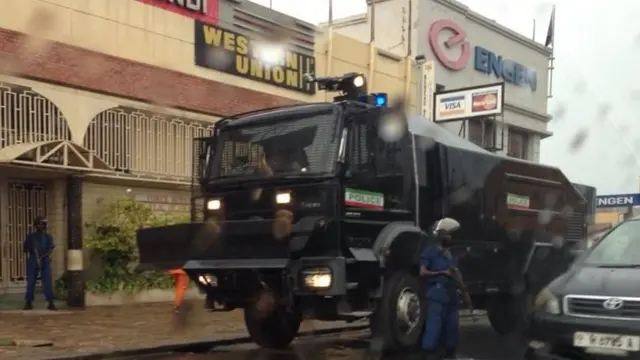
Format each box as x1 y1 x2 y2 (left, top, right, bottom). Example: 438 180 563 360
136 73 586 350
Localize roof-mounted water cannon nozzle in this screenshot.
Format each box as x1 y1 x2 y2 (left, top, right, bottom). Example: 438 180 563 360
304 72 368 101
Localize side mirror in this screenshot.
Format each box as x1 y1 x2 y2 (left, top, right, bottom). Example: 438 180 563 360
432 217 461 236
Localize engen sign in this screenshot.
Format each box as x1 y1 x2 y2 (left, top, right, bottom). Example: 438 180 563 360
428 19 537 91
596 194 640 208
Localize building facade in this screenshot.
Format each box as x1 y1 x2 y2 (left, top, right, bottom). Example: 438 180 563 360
328 0 553 162
0 0 416 299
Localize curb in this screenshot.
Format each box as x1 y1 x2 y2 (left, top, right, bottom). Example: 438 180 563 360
47 324 369 360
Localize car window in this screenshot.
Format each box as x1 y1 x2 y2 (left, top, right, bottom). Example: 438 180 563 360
583 220 640 266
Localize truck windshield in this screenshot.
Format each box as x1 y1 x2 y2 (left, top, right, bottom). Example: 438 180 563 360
583 220 640 267
207 109 340 181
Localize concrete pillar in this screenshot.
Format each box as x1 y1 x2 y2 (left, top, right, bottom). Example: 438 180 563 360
66 176 85 308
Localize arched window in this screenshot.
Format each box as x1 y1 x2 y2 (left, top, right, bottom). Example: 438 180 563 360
83 106 214 182
0 82 71 148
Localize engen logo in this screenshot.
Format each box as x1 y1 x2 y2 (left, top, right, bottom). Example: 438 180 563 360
136 0 219 24
345 188 384 210
428 19 471 71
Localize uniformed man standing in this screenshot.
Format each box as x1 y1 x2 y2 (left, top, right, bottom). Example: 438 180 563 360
419 219 470 359
23 216 56 311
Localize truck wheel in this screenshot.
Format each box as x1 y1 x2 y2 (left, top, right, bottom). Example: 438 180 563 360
487 293 532 335
371 271 425 351
243 304 302 349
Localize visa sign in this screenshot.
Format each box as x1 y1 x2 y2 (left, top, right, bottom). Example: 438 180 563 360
474 46 537 91
437 95 466 118
595 194 640 208
445 100 462 110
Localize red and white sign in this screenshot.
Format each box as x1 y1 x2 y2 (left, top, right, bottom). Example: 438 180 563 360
428 19 470 71
136 0 219 24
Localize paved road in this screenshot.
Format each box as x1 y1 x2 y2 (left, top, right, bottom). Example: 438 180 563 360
125 316 531 360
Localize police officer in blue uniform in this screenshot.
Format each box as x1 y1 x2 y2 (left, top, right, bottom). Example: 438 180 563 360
419 218 470 359
23 216 56 310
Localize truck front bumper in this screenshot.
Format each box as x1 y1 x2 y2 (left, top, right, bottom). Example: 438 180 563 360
186 256 348 297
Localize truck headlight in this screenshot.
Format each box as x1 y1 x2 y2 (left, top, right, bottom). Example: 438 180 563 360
302 268 332 289
276 192 291 204
207 199 222 210
534 287 560 315
198 274 218 286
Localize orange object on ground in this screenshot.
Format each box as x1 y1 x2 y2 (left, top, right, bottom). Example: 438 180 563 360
168 269 188 308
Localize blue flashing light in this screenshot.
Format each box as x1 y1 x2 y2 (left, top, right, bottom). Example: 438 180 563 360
355 93 388 106
374 93 388 107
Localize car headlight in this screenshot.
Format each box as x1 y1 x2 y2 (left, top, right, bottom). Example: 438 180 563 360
301 268 332 289
276 192 291 204
534 287 560 315
207 199 222 210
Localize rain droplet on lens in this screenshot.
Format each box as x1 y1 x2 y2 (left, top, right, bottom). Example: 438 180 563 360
596 104 611 120
450 187 472 205
378 99 407 143
378 115 406 142
551 103 567 122
417 136 436 151
544 193 559 208
561 205 573 217
205 48 233 68
551 235 565 248
538 209 553 225
27 7 57 36
568 129 588 152
573 79 586 95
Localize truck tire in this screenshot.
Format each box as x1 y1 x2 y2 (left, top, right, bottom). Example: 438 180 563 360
487 292 533 335
243 304 302 349
370 271 425 351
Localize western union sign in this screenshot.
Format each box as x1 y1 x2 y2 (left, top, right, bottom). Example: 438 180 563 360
194 21 316 94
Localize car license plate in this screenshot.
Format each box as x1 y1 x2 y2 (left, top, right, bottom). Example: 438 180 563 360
574 332 640 351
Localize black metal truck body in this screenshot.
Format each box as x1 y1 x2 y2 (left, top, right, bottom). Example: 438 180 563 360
136 100 586 349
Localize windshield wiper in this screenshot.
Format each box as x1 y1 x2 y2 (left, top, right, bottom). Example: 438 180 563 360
596 264 640 268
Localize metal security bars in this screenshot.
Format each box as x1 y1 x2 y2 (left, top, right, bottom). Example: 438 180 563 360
190 137 210 222
83 106 214 183
6 182 47 286
0 82 72 149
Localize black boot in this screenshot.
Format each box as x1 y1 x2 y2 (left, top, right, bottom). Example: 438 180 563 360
23 302 33 310
423 351 441 360
47 301 57 311
444 347 457 359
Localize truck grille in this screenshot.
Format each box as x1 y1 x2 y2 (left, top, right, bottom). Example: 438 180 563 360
565 295 640 320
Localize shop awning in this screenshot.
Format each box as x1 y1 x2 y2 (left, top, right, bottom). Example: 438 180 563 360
0 140 114 172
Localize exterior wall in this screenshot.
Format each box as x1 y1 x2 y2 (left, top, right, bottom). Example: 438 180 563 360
595 211 625 227
329 0 551 161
